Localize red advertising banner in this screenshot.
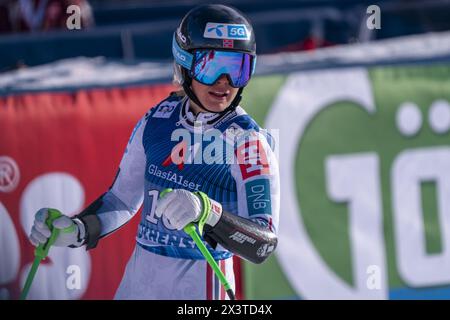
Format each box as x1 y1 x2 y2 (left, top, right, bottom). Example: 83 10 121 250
0 85 176 299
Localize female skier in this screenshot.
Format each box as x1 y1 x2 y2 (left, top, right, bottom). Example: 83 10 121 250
29 4 280 300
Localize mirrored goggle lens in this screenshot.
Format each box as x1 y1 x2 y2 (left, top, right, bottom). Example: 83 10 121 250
190 50 253 88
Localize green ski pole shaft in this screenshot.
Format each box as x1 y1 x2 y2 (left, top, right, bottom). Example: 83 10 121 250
159 188 235 300
184 223 235 300
20 209 65 300
19 258 41 300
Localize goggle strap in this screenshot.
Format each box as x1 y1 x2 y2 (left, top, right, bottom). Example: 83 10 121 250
172 33 193 70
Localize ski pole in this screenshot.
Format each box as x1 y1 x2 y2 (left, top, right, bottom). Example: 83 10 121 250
159 189 235 300
183 223 235 300
20 209 75 300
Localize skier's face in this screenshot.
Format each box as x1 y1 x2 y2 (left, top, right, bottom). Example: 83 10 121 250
191 75 239 113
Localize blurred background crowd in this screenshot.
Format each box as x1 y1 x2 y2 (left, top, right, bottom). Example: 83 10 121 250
0 0 449 72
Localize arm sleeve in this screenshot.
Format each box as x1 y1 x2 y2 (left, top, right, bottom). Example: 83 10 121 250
203 129 280 263
75 114 148 249
230 130 280 235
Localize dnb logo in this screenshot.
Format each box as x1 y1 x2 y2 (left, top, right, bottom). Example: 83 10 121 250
265 66 450 299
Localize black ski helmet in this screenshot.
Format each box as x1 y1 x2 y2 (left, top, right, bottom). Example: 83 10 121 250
173 4 256 113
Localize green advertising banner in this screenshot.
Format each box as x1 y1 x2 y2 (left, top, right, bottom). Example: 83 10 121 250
242 64 450 299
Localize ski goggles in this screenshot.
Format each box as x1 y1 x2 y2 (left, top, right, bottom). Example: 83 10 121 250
173 34 256 88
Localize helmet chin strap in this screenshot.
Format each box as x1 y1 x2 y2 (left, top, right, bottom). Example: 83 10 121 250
182 70 243 115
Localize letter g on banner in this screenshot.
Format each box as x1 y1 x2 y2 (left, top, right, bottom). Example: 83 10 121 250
265 68 388 299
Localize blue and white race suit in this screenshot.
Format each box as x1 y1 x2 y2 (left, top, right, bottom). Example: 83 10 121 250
91 93 280 299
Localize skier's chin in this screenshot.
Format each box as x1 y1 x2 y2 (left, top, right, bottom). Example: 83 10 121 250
204 101 230 113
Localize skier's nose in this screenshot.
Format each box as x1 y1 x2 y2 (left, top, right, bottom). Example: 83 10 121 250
215 74 230 86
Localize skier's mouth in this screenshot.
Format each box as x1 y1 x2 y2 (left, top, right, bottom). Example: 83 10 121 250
208 91 229 99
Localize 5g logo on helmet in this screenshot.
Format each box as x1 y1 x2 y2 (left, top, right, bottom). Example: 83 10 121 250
204 23 251 40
